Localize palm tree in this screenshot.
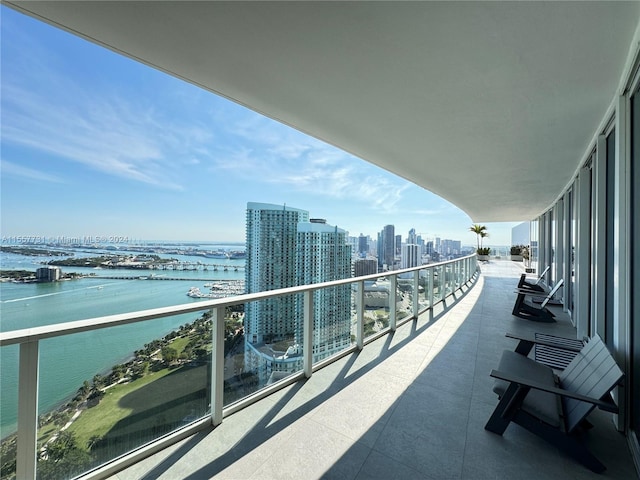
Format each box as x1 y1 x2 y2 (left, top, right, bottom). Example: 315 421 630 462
469 224 487 251
480 230 489 249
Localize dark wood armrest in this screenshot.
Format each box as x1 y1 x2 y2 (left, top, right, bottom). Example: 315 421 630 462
489 369 618 413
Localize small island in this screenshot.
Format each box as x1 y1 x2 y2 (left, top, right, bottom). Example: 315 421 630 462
0 246 72 257
0 269 92 283
48 254 176 269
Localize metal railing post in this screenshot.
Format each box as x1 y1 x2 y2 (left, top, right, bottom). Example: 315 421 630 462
428 267 434 320
303 290 314 378
389 275 397 331
17 340 39 480
211 306 225 427
356 280 364 349
413 270 419 318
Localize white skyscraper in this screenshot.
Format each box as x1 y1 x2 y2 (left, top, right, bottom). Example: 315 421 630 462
244 203 309 380
244 203 351 383
401 244 419 269
296 219 352 362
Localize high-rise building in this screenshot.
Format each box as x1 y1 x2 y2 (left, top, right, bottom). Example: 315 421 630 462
407 228 417 245
244 202 351 382
378 225 395 271
417 235 425 255
358 233 368 257
36 266 61 282
296 219 352 362
425 241 434 256
353 258 378 277
244 202 310 379
346 235 359 257
441 239 462 257
401 244 419 269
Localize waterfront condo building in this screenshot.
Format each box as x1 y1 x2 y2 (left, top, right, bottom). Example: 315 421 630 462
35 266 61 282
296 219 352 362
244 203 351 383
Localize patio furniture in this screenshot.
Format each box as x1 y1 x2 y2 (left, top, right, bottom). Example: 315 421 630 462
506 332 586 371
485 335 624 473
516 265 550 292
512 279 563 322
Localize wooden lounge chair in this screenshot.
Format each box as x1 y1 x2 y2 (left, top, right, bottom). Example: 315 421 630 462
507 332 586 371
512 279 563 322
516 265 550 292
485 335 624 473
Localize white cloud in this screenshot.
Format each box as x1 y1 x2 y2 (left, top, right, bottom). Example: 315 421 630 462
210 116 413 210
1 160 65 183
1 69 195 190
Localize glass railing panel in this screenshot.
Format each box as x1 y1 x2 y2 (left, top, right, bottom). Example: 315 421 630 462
397 276 413 322
34 311 210 479
0 344 19 479
445 264 453 297
350 284 358 346
229 294 304 404
432 268 441 302
362 277 390 340
417 269 430 311
310 284 354 363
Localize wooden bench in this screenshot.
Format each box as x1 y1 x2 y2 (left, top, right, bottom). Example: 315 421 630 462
485 334 623 473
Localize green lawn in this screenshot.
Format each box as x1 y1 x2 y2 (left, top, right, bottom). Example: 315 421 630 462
169 335 192 356
36 423 58 448
66 368 175 450
42 333 210 454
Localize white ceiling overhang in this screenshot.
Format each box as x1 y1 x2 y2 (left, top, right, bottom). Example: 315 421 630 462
5 1 640 221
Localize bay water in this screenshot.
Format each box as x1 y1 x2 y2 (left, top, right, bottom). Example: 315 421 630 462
0 247 245 439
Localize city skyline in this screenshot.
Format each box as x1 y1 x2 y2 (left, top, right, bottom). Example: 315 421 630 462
1 6 520 246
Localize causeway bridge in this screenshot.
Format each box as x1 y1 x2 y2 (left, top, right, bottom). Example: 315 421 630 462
103 262 245 272
150 262 244 272
88 276 240 281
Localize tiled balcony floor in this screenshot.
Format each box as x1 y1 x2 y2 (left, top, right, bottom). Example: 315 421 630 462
109 261 638 480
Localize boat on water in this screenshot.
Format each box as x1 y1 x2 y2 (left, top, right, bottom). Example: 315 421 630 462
187 287 207 298
227 251 246 259
204 250 228 259
187 281 245 299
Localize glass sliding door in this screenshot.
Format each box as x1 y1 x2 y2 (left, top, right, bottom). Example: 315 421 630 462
606 127 616 349
550 208 556 286
631 84 640 458
566 187 575 314
530 218 539 272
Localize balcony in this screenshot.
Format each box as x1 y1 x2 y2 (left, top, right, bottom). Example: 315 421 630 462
99 260 633 480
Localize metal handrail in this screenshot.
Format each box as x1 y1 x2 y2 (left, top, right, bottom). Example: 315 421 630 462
1 253 477 479
0 254 474 345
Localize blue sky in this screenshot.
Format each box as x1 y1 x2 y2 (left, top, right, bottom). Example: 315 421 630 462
1 7 519 246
